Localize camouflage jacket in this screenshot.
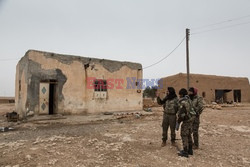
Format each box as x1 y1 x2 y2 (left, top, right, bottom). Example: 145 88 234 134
191 95 204 115
177 95 195 123
157 96 179 115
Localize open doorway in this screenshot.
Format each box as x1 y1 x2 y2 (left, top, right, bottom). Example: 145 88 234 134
49 83 55 114
215 89 232 104
233 90 241 103
39 80 57 115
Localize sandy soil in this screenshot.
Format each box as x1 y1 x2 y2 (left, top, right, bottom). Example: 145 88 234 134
0 103 250 167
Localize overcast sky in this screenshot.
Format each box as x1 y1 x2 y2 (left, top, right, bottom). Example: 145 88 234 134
0 0 250 96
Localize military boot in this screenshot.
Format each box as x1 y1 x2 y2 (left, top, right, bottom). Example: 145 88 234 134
161 141 166 147
192 141 199 149
188 145 193 155
171 139 176 145
193 144 199 150
178 147 189 158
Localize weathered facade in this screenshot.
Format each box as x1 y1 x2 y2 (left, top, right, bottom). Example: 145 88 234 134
15 50 143 118
158 73 250 103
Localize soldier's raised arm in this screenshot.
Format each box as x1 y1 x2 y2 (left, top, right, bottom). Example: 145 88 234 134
156 90 167 105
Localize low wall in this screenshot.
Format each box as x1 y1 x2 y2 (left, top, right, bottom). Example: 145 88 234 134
0 97 15 104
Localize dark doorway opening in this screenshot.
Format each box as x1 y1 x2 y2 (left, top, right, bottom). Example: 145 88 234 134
215 89 232 103
48 80 57 115
39 80 58 115
49 83 55 115
233 90 241 103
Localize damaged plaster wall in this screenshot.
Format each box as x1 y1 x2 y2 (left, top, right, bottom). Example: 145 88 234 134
39 50 142 72
16 50 143 116
27 50 86 115
15 52 67 117
85 63 142 113
27 60 67 114
15 56 29 117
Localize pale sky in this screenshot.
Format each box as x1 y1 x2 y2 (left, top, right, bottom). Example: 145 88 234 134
0 0 250 96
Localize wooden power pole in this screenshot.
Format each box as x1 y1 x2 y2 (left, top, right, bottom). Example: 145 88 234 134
186 28 190 90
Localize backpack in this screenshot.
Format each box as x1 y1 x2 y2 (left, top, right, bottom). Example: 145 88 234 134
187 98 197 117
178 97 196 122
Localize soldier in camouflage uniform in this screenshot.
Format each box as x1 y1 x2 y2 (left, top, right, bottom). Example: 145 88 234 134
157 87 179 147
189 87 204 149
177 88 196 158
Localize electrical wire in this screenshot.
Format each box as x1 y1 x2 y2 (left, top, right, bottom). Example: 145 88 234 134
143 37 185 70
191 20 250 35
191 14 250 30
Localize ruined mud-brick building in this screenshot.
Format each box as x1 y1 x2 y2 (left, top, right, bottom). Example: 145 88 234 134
158 73 250 103
15 50 142 118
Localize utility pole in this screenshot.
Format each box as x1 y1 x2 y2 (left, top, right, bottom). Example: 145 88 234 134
186 28 190 90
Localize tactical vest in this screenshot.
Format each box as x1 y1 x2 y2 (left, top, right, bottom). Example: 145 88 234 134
164 97 178 115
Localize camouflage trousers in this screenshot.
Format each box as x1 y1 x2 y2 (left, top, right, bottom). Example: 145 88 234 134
192 115 200 147
162 113 176 142
180 120 193 148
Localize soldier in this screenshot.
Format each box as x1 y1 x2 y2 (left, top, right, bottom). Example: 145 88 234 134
189 87 204 149
157 87 179 147
177 88 196 158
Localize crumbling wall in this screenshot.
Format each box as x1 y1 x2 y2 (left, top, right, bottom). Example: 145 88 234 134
85 63 142 113
16 50 142 116
15 56 29 117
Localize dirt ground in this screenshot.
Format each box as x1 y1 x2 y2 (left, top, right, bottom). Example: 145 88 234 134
0 103 250 167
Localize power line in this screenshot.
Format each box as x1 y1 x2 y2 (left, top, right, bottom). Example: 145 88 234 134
191 14 250 30
191 20 250 35
143 37 185 70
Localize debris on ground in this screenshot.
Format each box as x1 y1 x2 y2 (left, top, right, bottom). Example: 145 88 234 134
6 111 19 122
144 108 152 112
103 112 113 115
0 126 14 132
1 103 250 166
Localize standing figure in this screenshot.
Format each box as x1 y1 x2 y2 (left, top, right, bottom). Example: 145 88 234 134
177 88 196 158
189 87 204 149
157 87 179 147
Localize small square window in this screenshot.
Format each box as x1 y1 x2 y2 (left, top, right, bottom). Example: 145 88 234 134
94 79 107 91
